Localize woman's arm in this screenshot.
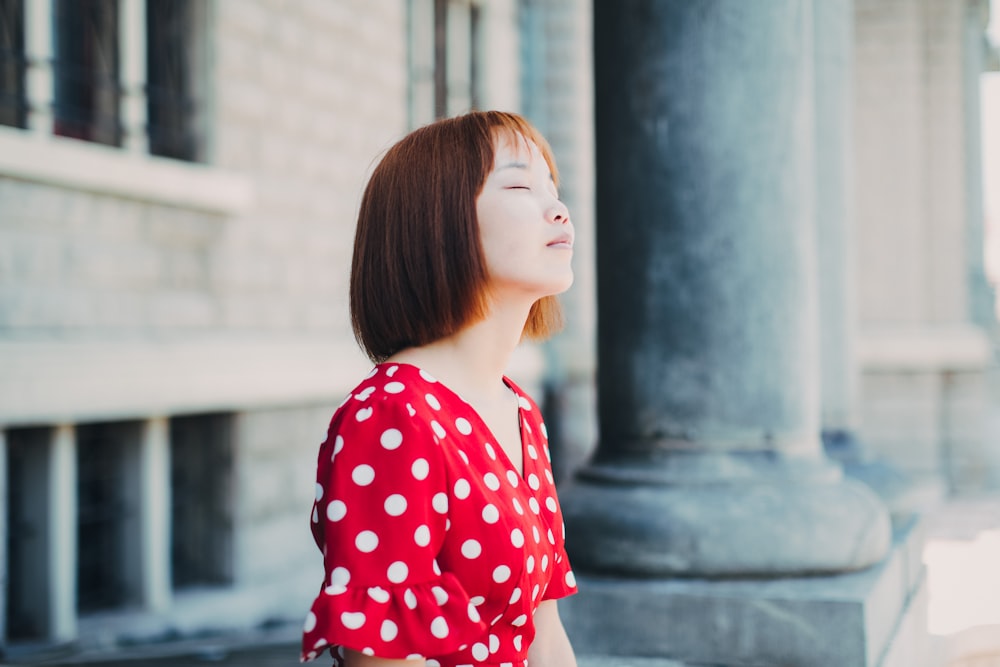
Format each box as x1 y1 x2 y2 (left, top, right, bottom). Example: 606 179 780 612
527 600 578 667
343 649 424 666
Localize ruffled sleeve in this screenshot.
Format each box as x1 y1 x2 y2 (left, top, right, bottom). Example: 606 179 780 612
301 381 487 663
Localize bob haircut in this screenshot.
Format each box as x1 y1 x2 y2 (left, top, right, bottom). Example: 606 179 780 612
350 110 564 363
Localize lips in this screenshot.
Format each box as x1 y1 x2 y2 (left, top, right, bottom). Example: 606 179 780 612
547 234 574 249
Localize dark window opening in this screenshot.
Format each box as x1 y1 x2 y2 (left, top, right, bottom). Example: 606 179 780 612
76 421 141 612
170 413 234 588
53 0 122 146
6 428 52 641
146 0 200 161
0 0 26 128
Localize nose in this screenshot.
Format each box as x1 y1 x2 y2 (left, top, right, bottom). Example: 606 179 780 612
547 199 570 225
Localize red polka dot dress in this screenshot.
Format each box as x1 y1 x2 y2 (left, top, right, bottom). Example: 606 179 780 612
301 363 578 666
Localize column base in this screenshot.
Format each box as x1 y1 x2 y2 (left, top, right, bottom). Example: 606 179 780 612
563 516 929 667
823 429 947 523
561 451 891 576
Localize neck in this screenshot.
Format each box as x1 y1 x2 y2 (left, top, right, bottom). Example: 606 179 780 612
389 297 533 404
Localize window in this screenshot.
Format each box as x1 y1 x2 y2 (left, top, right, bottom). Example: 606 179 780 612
0 0 26 128
146 0 204 161
170 413 234 588
6 427 53 641
52 0 121 146
76 421 144 612
409 0 483 127
4 0 205 161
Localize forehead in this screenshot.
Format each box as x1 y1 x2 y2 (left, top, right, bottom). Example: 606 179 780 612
490 131 556 181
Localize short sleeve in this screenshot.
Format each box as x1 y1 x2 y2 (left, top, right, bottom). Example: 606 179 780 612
301 389 487 663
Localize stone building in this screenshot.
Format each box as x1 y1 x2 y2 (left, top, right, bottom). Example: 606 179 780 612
0 0 994 665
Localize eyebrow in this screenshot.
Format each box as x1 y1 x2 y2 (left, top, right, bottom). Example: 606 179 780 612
496 161 556 182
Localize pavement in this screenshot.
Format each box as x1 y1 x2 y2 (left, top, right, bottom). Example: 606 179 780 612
5 494 1000 667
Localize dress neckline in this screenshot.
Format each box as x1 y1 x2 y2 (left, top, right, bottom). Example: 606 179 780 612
377 361 529 480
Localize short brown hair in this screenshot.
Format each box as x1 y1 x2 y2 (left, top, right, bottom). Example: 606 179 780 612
350 111 564 363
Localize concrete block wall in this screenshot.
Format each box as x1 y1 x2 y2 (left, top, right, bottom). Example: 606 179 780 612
210 0 409 337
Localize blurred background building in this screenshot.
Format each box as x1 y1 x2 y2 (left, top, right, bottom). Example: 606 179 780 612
0 0 996 665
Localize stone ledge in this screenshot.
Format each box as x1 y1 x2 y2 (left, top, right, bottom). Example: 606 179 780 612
561 516 928 667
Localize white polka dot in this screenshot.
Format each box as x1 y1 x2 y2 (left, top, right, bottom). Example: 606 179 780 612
489 634 500 653
430 617 449 639
431 421 447 439
313 639 328 650
380 428 403 449
461 539 482 559
330 566 350 587
404 589 418 609
468 603 481 622
526 556 535 573
368 586 390 603
432 492 448 514
541 555 549 571
545 469 554 484
384 494 407 516
356 530 378 552
312 507 319 523
352 465 375 486
493 565 511 583
512 614 528 627
327 500 347 522
548 529 556 544
566 571 577 588
518 396 532 410
355 407 373 422
426 661 441 667
315 483 324 501
381 619 398 641
532 526 541 543
419 369 438 382
470 595 485 606
524 422 533 434
365 367 378 379
387 561 408 583
546 497 558 512
455 417 472 435
412 458 429 480
341 611 366 629
386 365 399 377
384 381 405 393
304 612 317 633
529 497 541 514
513 635 523 651
414 524 431 547
482 504 500 523
541 422 548 438
506 470 520 487
454 479 470 499
472 643 489 661
424 586 445 606
528 474 540 490
433 559 442 575
484 443 497 460
512 498 524 515
545 445 552 461
364 647 374 656
527 445 538 460
425 393 441 410
510 529 525 548
354 386 376 400
406 403 416 416
458 450 469 465
333 435 345 457
509 587 521 604
484 473 501 491
532 584 540 600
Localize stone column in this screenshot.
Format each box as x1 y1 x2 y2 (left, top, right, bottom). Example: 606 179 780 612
560 0 890 577
814 0 941 517
50 425 77 642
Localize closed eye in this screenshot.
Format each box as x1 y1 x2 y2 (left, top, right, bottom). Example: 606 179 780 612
505 186 531 190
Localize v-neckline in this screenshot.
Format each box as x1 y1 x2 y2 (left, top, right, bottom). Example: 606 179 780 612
384 362 529 480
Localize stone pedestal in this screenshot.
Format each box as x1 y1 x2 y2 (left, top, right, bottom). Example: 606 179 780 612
565 518 929 667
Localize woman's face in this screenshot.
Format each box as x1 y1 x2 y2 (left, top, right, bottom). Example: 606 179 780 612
476 135 574 304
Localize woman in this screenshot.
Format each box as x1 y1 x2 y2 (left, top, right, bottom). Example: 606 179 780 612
301 111 579 667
